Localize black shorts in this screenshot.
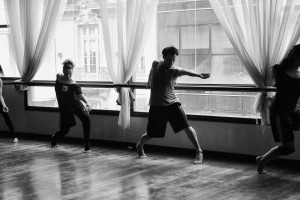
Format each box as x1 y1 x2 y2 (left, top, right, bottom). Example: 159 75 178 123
270 113 294 143
147 103 190 138
59 106 89 130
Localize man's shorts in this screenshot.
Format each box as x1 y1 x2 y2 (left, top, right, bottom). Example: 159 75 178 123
147 103 190 138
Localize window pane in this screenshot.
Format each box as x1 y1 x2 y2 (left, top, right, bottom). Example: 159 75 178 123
211 55 253 84
0 0 7 24
0 28 19 77
34 1 108 81
177 90 259 118
212 25 235 54
178 55 211 83
28 86 120 111
181 26 209 54
134 88 259 118
158 26 179 53
134 89 150 112
157 12 179 26
180 9 219 25
132 26 157 82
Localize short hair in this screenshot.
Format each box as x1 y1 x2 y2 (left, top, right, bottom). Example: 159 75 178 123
62 59 74 70
162 46 179 57
280 44 300 69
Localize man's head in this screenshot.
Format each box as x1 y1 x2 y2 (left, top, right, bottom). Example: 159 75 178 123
162 46 179 69
291 44 300 66
62 59 74 79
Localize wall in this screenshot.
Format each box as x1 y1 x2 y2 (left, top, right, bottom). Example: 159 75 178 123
1 84 300 161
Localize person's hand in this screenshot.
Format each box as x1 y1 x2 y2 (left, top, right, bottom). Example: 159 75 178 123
3 106 8 112
266 92 275 100
86 104 92 112
200 73 210 79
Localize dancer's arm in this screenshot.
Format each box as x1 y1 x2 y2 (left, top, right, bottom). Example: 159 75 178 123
78 93 91 111
175 68 210 79
146 61 159 88
146 66 154 88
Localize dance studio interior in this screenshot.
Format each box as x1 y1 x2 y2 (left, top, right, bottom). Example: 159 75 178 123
1 0 300 199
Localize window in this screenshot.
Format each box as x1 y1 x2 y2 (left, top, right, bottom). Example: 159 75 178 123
28 86 119 111
28 1 119 110
8 0 258 119
80 25 99 74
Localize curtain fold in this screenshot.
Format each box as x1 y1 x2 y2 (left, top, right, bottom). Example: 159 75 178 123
209 0 300 124
101 0 158 129
4 0 67 82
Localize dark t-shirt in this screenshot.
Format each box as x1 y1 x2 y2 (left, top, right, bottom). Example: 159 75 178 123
55 81 84 111
270 66 300 115
55 80 85 128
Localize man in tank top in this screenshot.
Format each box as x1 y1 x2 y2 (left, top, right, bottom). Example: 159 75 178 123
136 46 210 164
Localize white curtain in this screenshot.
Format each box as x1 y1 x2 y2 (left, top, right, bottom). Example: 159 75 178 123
4 0 67 82
209 0 300 124
100 0 158 129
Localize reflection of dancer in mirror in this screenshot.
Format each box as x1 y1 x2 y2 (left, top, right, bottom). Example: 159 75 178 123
136 46 210 164
256 44 300 174
0 68 18 143
51 59 92 152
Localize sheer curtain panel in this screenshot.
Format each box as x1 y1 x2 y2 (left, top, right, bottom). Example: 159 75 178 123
100 0 158 129
4 0 67 82
209 0 300 124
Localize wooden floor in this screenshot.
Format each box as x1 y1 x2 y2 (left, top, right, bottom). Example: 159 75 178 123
1 137 300 200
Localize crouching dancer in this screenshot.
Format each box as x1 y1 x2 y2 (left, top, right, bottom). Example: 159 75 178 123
51 59 92 152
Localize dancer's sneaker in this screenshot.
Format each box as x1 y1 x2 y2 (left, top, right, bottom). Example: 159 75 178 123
13 138 18 143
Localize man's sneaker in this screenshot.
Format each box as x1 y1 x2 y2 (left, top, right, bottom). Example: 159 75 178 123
51 135 58 148
13 138 18 143
84 143 91 153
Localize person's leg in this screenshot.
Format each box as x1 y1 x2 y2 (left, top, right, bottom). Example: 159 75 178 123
183 126 203 164
75 110 91 152
256 147 280 174
256 141 295 174
1 111 17 142
51 126 70 147
257 114 295 174
169 103 202 164
136 133 152 158
136 106 166 158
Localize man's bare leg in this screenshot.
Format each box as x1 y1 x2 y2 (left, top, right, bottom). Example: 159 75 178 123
184 126 203 164
256 141 294 174
136 133 152 159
